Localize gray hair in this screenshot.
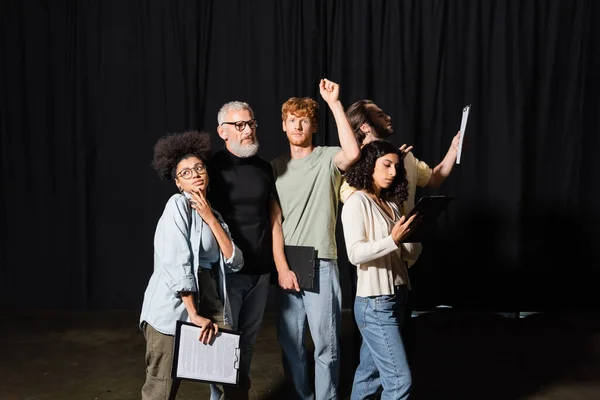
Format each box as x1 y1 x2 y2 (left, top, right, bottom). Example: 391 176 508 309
217 101 255 126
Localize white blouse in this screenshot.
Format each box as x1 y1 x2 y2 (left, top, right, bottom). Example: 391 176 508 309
341 191 422 297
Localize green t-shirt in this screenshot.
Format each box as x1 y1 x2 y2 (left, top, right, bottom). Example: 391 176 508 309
271 146 342 259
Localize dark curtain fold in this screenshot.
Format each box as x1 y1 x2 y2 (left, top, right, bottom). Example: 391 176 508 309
1 0 598 310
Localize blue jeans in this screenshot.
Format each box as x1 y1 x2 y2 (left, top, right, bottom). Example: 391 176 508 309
351 285 411 400
210 272 270 400
277 259 342 400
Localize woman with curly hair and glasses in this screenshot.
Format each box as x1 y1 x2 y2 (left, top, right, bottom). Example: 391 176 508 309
139 131 244 400
341 140 422 400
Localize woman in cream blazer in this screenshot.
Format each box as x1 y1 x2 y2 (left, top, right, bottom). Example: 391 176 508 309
341 140 421 400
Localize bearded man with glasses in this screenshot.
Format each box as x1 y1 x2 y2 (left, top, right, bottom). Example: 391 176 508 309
207 101 285 400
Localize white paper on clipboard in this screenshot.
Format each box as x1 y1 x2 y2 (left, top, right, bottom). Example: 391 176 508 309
456 104 470 164
172 321 241 385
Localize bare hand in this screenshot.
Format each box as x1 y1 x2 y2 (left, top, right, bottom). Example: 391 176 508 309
189 190 217 224
191 315 219 344
398 143 414 156
391 214 421 244
451 131 461 152
319 78 340 104
278 268 300 292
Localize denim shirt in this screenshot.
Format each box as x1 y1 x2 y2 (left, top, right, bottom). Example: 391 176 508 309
140 193 244 335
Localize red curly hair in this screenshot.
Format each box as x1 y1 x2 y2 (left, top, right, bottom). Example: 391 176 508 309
281 97 320 126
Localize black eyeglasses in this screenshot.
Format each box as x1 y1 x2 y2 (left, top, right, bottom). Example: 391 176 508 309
221 119 258 131
176 163 207 180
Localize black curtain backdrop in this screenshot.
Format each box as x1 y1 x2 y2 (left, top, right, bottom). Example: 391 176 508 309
1 0 599 310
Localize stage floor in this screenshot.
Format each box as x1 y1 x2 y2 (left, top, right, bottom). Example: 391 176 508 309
2 309 600 399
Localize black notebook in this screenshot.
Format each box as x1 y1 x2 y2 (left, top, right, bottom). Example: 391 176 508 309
284 245 317 291
402 196 453 243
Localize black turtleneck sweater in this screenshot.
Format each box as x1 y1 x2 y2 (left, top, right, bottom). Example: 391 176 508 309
208 149 275 275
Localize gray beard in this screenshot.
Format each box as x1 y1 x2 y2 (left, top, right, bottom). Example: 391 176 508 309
230 140 259 158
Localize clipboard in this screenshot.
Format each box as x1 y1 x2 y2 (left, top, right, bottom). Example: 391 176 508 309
284 245 317 291
171 320 241 386
402 196 453 243
456 104 470 164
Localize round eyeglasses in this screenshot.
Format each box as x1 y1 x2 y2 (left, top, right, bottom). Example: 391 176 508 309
176 163 207 180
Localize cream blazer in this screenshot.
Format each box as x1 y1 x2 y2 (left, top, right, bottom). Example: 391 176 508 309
341 191 422 297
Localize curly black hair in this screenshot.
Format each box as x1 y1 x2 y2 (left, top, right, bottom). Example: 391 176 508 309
152 131 212 180
345 140 409 204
